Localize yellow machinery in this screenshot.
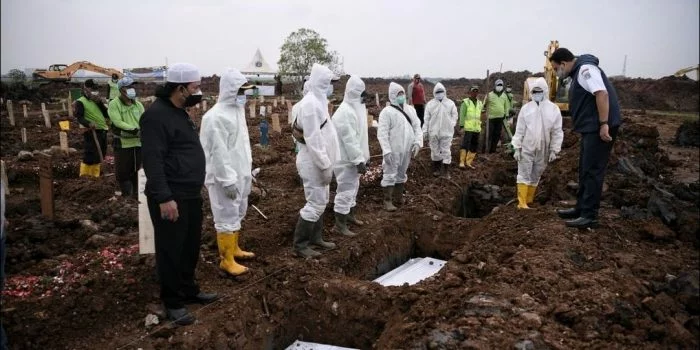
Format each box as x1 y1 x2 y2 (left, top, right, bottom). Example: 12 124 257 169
674 65 699 79
522 40 570 114
33 61 123 82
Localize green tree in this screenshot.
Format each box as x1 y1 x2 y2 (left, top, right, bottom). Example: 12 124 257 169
277 28 341 91
7 69 27 84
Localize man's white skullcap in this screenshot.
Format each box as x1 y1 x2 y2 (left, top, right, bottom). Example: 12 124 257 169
167 63 201 83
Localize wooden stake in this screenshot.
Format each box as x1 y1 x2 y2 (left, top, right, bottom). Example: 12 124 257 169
138 169 155 254
260 105 266 117
59 131 68 151
62 102 66 111
41 103 51 128
271 113 281 133
0 160 8 195
375 93 379 107
23 104 28 118
273 98 278 108
328 102 334 116
287 109 293 124
21 128 27 143
259 95 265 103
281 96 285 104
202 100 208 111
249 105 255 118
68 93 74 118
7 100 15 126
367 114 374 128
38 153 54 219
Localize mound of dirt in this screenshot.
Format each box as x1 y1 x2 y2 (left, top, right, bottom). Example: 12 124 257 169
675 120 700 147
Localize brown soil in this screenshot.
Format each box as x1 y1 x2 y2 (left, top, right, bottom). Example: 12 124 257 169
0 80 698 349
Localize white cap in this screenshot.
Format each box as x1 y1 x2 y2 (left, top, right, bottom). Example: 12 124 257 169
167 63 201 83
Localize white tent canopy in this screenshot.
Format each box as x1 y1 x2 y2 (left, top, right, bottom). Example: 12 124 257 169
242 49 276 75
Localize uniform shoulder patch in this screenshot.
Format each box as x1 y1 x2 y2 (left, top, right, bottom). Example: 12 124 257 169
581 68 591 80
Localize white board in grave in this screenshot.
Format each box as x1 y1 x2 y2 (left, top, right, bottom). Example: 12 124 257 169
285 340 358 350
138 169 155 254
373 257 446 287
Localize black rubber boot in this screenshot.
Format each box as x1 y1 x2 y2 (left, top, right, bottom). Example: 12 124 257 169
557 208 580 219
119 181 133 196
334 212 357 237
293 217 322 258
311 216 336 249
383 186 397 212
432 161 441 177
347 207 364 226
394 183 406 206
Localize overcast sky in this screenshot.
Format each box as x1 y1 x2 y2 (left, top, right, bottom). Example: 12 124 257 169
2 0 698 79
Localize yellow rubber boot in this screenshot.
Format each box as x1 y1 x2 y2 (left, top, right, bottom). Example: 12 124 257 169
91 164 101 177
466 152 476 169
527 185 537 205
459 150 466 168
232 231 255 259
79 163 90 177
217 232 249 276
517 183 531 209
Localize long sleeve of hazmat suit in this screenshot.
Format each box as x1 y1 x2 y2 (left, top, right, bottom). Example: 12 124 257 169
378 82 423 187
200 68 253 233
423 83 458 164
289 81 311 126
332 75 369 215
511 76 563 188
296 64 341 222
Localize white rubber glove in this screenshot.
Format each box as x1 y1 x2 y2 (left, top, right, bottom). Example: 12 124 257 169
411 143 420 158
549 152 558 162
513 149 522 162
223 184 240 200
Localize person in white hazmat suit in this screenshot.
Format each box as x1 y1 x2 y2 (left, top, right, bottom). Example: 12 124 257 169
423 83 458 178
289 81 311 126
200 68 257 276
331 75 370 237
378 82 423 212
292 64 341 259
510 77 564 209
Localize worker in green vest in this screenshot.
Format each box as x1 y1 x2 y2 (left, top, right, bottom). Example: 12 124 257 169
75 79 110 177
485 79 510 153
108 74 120 100
108 77 144 197
458 86 485 169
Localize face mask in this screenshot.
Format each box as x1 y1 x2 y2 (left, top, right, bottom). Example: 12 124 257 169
435 92 445 101
506 88 512 93
395 95 406 105
326 85 333 98
126 88 136 99
360 91 370 104
532 92 545 102
495 86 503 92
236 94 247 106
90 90 100 96
556 66 567 79
183 88 203 107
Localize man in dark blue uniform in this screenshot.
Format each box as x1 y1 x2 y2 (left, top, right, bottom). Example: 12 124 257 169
549 48 622 229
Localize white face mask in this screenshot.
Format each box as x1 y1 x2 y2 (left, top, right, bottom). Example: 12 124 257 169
495 86 503 92
435 92 445 101
235 94 246 106
556 66 567 79
90 91 100 96
126 88 136 99
532 92 545 102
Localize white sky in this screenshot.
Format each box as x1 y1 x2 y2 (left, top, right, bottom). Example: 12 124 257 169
2 0 698 78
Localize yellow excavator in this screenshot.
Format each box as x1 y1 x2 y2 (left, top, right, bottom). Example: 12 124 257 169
33 61 123 82
522 40 570 114
674 65 699 79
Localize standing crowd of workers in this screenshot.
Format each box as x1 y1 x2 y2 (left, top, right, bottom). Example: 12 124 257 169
0 47 621 330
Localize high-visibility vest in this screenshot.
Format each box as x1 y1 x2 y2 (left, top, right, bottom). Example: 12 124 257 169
460 99 483 133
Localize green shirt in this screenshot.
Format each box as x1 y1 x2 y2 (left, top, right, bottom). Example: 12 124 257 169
486 91 509 119
108 80 120 100
77 96 109 130
108 97 144 148
459 98 484 133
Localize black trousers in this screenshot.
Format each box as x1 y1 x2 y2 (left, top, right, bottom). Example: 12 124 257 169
83 130 107 165
488 118 504 153
147 197 203 309
114 147 142 194
460 131 480 152
576 127 619 219
414 104 425 127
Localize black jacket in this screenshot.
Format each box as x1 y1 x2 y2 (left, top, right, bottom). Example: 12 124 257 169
140 98 205 203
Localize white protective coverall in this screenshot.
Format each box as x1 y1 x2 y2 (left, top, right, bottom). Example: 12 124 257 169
511 77 564 185
200 68 253 233
290 81 311 126
378 82 423 187
296 64 341 222
332 75 370 215
423 83 458 164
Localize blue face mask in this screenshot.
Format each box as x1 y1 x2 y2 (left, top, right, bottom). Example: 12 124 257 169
395 95 406 105
326 85 333 98
236 94 246 106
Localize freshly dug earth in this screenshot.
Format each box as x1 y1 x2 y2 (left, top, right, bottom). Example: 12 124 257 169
0 89 698 349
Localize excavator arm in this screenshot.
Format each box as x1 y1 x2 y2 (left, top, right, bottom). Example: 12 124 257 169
33 61 123 82
674 65 699 78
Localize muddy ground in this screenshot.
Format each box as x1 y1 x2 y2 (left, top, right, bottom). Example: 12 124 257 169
0 78 698 349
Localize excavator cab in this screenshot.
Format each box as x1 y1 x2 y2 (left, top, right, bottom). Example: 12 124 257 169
48 64 68 72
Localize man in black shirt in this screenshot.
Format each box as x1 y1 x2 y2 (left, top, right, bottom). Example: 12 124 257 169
140 62 217 326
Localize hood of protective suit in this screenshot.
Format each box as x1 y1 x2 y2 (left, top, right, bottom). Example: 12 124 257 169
303 80 311 95
527 77 550 100
433 82 446 95
308 63 333 99
388 82 405 105
344 75 365 103
217 68 248 105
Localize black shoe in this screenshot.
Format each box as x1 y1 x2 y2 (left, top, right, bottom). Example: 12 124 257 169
557 208 580 219
565 217 599 229
165 307 196 326
184 292 219 305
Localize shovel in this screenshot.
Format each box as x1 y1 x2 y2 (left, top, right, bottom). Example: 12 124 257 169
91 128 104 163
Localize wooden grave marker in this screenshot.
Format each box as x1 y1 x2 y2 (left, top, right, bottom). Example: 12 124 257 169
271 113 281 133
38 153 54 219
137 169 155 254
6 100 15 126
